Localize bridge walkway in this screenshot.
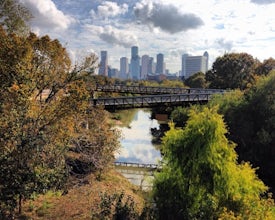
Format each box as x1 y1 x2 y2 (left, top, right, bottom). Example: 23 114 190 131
95 84 225 95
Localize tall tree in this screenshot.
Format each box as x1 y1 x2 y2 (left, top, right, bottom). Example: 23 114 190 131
206 53 257 90
0 0 31 35
209 71 275 194
0 26 120 217
153 107 273 219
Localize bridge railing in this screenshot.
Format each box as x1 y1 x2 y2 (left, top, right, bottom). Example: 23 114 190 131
114 161 159 169
93 93 213 107
95 84 225 95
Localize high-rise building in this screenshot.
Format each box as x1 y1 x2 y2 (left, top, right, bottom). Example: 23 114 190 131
110 68 119 78
130 46 140 80
181 51 209 78
156 53 164 74
148 57 154 75
203 51 209 71
141 55 150 79
98 51 108 76
120 57 129 79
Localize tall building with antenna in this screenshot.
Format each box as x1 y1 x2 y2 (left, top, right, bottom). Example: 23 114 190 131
99 51 108 76
130 46 140 80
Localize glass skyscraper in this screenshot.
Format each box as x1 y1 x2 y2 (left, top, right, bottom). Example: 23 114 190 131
130 46 140 80
99 51 108 76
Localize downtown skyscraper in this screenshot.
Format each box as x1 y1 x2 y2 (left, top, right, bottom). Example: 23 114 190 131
156 53 164 74
120 57 129 79
99 51 108 76
130 46 140 80
141 55 150 79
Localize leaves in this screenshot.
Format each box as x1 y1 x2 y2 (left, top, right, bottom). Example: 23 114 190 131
0 0 31 35
153 106 273 219
0 27 114 216
206 53 257 90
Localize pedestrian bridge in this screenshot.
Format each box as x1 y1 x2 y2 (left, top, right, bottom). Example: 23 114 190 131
95 84 225 95
93 85 226 109
114 161 160 170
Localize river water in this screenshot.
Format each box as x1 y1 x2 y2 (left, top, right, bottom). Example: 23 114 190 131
114 109 162 189
115 108 162 164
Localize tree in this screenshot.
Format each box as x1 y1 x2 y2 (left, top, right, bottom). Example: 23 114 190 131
67 107 120 180
184 71 207 88
255 57 275 76
153 107 274 219
0 26 120 217
0 0 31 35
206 53 257 90
170 106 190 128
209 71 275 195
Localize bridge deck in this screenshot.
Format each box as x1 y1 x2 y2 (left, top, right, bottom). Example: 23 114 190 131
96 84 225 95
93 93 214 109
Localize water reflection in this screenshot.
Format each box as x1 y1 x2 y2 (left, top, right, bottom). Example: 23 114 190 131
115 109 161 164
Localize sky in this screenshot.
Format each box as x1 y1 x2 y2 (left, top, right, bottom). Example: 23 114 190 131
19 0 275 73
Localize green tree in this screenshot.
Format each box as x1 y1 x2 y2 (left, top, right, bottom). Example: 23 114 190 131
184 71 207 88
206 53 257 90
153 107 273 219
0 0 31 35
255 57 275 76
170 106 190 128
210 71 275 195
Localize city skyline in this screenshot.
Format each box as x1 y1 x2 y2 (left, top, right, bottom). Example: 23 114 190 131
19 0 275 73
99 46 209 80
99 47 208 76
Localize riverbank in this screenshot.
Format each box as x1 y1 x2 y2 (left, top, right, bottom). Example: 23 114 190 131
19 169 146 219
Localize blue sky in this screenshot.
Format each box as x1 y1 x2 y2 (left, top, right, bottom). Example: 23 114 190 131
20 0 275 72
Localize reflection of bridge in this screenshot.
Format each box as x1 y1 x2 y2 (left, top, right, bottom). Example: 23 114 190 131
114 161 160 190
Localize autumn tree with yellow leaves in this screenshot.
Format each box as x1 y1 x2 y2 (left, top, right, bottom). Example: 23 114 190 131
0 24 120 217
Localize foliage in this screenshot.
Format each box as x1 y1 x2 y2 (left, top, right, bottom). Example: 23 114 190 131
206 52 257 90
0 26 119 217
159 79 186 88
153 106 274 219
170 106 190 128
91 192 140 220
184 71 207 88
255 58 275 76
210 71 275 194
67 107 121 180
0 0 31 35
170 105 204 128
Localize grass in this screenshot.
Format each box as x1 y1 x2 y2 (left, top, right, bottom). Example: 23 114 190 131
20 169 145 220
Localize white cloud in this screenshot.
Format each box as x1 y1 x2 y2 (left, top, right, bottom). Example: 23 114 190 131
20 0 74 32
91 1 128 19
99 25 138 48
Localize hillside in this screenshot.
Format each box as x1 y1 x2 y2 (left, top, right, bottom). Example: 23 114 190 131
19 170 145 220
